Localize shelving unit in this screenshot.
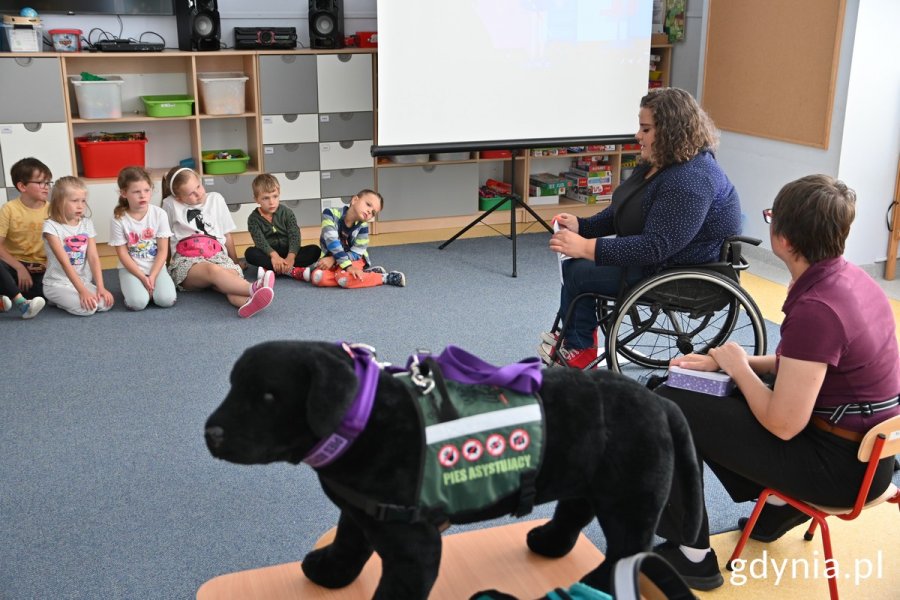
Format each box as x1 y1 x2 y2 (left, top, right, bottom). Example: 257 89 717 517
1 42 670 245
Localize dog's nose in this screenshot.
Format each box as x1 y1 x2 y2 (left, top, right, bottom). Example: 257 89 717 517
205 426 225 450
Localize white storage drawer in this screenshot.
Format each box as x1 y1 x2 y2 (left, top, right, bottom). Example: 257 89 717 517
319 140 373 171
274 171 321 200
226 201 258 233
317 54 373 113
261 114 318 145
0 122 72 183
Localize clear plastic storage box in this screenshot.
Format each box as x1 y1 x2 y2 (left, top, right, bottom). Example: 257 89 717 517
69 75 124 119
197 72 249 115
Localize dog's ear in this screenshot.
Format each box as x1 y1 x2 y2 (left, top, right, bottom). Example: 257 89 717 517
298 342 359 439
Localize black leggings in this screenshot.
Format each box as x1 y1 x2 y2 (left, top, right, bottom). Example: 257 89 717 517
655 384 896 547
0 260 43 299
244 245 320 272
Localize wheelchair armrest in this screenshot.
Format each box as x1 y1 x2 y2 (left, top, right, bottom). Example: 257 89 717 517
720 235 763 266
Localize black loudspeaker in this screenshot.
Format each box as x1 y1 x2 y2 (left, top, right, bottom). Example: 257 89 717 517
175 0 221 52
309 0 344 49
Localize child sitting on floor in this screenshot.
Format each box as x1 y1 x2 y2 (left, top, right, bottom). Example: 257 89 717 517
109 166 177 310
293 189 406 288
162 166 274 318
244 173 319 277
42 177 114 316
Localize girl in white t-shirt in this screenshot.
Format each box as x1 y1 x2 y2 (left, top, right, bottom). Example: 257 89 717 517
42 176 114 316
161 166 274 318
109 166 177 310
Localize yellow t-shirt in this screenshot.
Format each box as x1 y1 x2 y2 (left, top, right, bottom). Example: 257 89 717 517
0 197 50 264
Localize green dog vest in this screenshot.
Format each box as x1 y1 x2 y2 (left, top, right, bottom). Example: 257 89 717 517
397 366 545 521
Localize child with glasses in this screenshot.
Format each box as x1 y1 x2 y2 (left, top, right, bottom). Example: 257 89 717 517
161 166 274 318
0 157 51 318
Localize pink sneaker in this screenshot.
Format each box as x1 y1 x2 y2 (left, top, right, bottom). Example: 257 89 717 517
238 286 274 318
251 270 275 293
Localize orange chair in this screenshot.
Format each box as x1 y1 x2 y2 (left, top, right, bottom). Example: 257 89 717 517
727 414 900 599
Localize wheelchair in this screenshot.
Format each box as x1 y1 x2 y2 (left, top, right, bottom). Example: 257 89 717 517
544 236 768 381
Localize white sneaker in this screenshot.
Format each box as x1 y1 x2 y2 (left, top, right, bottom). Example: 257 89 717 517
0 295 10 312
21 297 45 320
539 331 559 346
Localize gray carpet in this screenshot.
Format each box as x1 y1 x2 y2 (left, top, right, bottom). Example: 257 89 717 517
0 232 879 599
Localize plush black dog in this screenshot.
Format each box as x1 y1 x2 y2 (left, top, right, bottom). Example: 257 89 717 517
205 341 703 599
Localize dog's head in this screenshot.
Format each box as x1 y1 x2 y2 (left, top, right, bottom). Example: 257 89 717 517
204 341 358 465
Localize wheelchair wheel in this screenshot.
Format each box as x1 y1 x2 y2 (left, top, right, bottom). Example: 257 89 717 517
604 269 767 378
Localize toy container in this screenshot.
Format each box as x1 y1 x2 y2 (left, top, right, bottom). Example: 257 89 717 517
76 132 147 178
197 72 249 115
69 75 124 119
2 15 42 52
141 95 195 118
49 29 82 52
201 149 250 175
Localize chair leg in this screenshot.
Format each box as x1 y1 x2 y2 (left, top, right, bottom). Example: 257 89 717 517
727 490 771 570
804 518 818 541
815 516 840 600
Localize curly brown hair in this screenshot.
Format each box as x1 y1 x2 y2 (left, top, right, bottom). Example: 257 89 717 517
640 88 719 168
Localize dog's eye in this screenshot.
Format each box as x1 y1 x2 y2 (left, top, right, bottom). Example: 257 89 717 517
262 392 276 404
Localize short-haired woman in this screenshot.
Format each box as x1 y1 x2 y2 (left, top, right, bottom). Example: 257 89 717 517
542 87 742 368
652 175 900 590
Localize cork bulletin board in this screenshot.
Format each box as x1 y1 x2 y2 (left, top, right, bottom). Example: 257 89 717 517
701 0 846 148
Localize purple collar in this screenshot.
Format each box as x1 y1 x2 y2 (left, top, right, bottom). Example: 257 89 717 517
303 343 381 468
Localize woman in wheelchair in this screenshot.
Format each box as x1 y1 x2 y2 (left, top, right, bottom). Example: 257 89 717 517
650 175 900 591
542 87 742 368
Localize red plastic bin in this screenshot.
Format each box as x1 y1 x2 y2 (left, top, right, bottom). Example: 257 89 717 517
75 136 148 178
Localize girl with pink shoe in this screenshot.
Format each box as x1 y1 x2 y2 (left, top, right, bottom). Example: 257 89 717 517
162 166 274 318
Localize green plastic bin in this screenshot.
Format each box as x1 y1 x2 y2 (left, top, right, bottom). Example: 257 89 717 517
201 149 250 175
478 196 511 211
141 95 195 117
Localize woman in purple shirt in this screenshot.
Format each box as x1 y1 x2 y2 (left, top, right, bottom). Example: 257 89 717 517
651 175 900 590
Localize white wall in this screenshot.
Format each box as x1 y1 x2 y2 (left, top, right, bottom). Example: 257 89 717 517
836 0 900 266
696 0 900 269
35 0 378 49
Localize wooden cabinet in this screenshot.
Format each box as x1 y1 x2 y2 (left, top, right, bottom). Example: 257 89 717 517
650 44 673 88
56 51 260 183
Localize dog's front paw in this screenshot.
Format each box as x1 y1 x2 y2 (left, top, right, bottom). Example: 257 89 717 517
301 546 366 589
526 521 580 558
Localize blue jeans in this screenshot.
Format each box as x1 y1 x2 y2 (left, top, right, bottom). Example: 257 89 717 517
558 259 646 349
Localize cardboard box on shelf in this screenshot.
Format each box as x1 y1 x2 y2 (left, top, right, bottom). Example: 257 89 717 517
528 193 559 206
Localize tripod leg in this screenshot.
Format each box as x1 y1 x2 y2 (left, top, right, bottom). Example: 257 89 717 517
438 200 504 249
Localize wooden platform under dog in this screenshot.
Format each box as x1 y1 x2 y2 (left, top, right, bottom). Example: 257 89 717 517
196 519 605 599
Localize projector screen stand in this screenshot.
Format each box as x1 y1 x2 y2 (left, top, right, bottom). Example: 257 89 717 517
438 154 552 277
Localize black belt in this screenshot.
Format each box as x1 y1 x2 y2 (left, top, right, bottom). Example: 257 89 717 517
812 396 899 424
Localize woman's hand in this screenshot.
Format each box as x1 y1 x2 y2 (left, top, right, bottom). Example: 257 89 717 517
670 353 719 371
549 229 594 260
554 213 579 234
707 342 750 377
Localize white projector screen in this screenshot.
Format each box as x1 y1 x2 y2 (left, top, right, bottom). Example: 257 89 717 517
374 0 653 155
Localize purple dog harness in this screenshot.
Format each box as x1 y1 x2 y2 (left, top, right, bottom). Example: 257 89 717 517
303 343 543 467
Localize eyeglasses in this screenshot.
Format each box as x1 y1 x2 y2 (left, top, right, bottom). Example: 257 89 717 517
26 180 53 188
762 208 773 224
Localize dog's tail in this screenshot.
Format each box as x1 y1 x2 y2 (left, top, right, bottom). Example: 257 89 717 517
663 400 704 543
